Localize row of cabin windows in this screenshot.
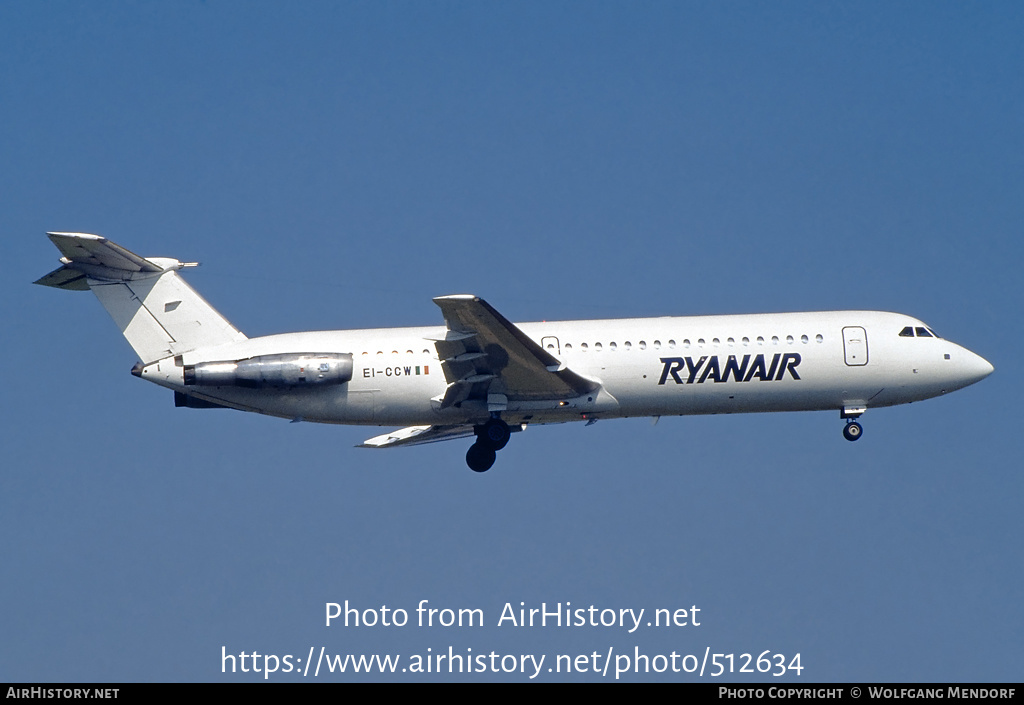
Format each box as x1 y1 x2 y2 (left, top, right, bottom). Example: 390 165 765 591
556 334 825 352
357 334 829 357
295 326 941 358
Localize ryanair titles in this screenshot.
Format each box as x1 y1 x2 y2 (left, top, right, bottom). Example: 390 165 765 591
658 353 801 385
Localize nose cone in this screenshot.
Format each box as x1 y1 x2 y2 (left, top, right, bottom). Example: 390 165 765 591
956 348 994 388
968 351 995 383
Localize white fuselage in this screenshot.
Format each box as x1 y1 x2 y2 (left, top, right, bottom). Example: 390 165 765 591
136 310 994 428
38 234 994 469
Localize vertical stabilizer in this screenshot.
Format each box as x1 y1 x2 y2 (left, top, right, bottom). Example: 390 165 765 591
36 233 247 363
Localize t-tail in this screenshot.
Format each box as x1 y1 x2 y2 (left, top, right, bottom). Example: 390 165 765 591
35 232 246 363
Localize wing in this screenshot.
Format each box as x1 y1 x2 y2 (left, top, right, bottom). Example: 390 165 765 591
430 295 598 409
359 424 481 448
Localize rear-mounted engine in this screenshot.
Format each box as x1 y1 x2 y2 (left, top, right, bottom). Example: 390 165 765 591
183 353 353 388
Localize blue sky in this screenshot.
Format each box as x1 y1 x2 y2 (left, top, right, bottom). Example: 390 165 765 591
2 1 1021 682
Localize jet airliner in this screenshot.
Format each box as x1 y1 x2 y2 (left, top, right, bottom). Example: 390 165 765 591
37 233 994 472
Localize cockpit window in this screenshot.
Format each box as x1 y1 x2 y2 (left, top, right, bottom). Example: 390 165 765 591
900 325 943 339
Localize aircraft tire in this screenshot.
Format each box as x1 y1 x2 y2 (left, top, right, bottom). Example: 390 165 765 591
466 442 497 472
843 421 863 442
478 418 511 451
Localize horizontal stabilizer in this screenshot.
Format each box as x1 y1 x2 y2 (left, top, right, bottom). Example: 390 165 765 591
47 232 164 274
34 264 90 291
37 232 245 362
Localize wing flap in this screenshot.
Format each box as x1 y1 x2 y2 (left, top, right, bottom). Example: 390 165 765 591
431 295 597 408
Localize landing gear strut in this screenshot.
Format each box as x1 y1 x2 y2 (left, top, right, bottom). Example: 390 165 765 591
466 417 511 472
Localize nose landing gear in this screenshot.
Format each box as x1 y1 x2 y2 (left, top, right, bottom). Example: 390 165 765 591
841 406 865 442
842 420 863 441
466 417 511 472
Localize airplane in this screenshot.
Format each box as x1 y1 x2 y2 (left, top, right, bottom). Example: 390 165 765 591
36 232 994 472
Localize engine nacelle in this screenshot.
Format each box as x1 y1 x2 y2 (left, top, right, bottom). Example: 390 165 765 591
183 353 353 388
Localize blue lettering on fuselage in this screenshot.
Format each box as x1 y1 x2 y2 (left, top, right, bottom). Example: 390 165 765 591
658 353 801 385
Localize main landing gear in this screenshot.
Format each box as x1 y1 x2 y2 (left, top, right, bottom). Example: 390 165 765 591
466 417 511 472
